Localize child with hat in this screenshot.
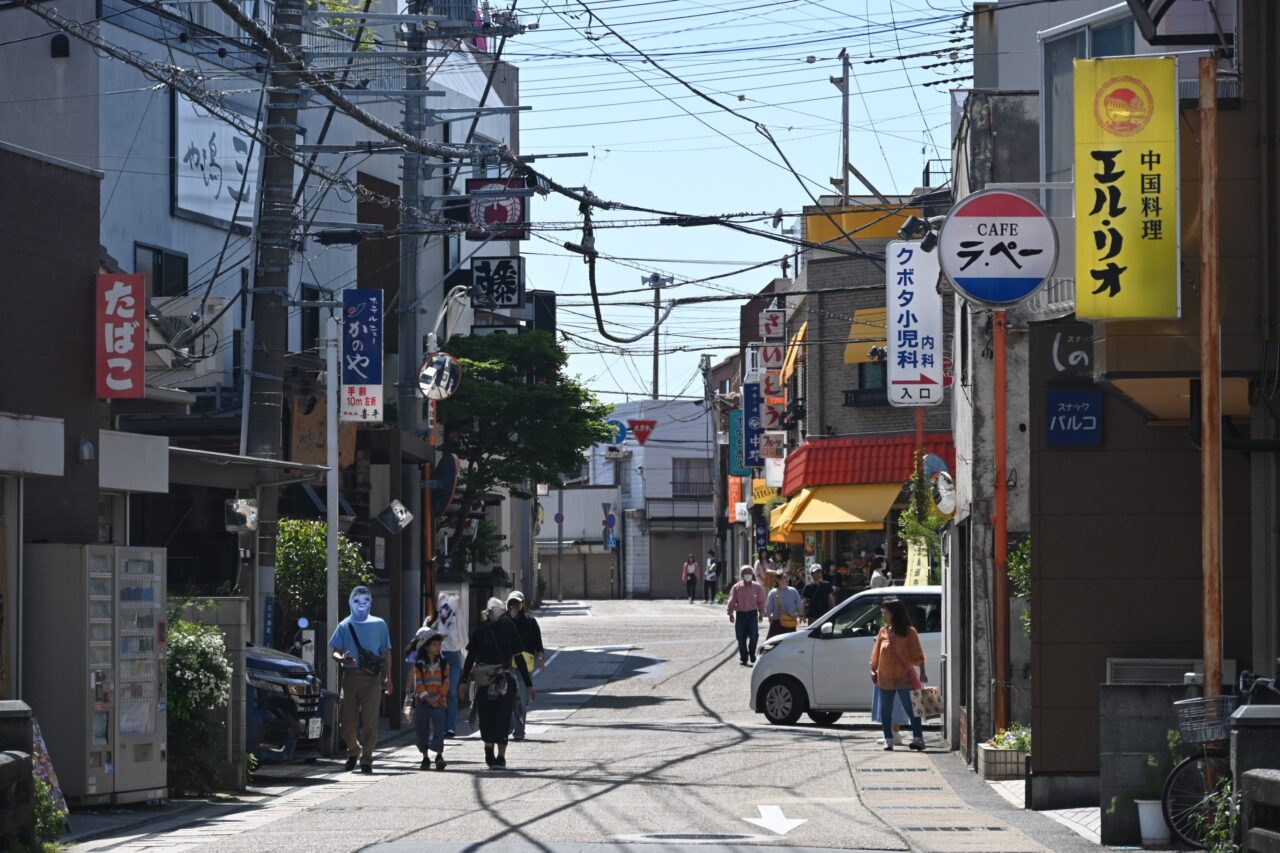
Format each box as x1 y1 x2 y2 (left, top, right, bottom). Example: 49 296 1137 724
406 629 450 770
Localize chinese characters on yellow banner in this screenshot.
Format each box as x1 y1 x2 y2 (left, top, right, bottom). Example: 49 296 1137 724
1074 56 1180 319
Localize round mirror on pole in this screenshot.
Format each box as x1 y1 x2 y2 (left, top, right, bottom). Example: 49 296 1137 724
417 352 462 401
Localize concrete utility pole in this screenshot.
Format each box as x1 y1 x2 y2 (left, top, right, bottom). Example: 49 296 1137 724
1199 56 1223 696
244 0 304 645
838 49 850 205
643 273 674 398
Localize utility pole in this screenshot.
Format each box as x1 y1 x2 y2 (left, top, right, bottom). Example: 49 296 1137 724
643 273 673 398
840 49 850 205
1199 56 1223 697
701 354 722 562
244 0 304 645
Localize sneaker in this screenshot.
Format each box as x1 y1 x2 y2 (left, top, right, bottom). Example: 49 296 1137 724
435 755 447 771
360 764 373 774
512 733 525 741
909 739 926 751
420 758 432 771
344 755 358 772
739 659 749 666
494 755 506 768
445 730 456 738
882 740 894 751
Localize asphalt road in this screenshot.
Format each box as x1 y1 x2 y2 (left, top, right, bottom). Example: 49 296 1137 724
73 600 1106 853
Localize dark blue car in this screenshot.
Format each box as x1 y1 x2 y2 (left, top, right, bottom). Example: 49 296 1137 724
245 645 324 763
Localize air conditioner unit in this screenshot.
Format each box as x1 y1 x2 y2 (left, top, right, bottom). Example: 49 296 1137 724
151 296 235 388
1106 658 1237 686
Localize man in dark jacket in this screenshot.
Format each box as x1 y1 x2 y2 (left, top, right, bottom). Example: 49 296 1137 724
507 591 544 740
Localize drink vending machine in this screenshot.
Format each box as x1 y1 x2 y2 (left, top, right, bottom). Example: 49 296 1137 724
24 544 167 804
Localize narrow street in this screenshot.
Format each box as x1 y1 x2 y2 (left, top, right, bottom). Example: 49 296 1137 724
73 601 1101 853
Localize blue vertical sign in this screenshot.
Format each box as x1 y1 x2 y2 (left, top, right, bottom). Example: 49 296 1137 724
728 410 750 476
341 289 384 423
742 382 764 468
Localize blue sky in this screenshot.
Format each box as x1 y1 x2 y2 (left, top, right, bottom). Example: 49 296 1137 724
505 0 970 401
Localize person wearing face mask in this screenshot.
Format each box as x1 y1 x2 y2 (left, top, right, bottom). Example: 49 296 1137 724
726 566 766 666
328 585 393 773
427 591 465 736
460 597 534 769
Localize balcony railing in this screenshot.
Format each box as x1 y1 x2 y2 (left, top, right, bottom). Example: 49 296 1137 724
843 388 888 407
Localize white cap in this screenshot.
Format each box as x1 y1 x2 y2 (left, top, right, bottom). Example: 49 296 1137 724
507 590 525 604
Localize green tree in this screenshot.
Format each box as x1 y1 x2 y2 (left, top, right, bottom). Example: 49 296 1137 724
307 0 380 51
897 450 948 581
1008 536 1032 636
274 518 376 628
436 331 613 565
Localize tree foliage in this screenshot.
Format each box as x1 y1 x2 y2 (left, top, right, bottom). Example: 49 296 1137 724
274 518 376 627
1008 536 1032 637
436 332 612 561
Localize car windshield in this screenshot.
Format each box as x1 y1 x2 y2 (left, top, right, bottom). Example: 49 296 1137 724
827 596 884 638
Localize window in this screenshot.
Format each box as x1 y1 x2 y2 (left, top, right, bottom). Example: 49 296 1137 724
134 244 188 298
300 285 321 356
828 595 886 638
672 458 712 498
1042 15 1135 215
858 361 887 390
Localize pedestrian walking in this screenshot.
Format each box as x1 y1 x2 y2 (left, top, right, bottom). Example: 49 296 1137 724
764 571 802 639
752 549 777 586
328 586 393 774
869 556 889 589
800 565 835 625
427 591 465 737
405 630 449 770
506 591 544 741
703 549 721 602
460 598 534 769
870 597 927 751
726 566 766 665
682 553 701 602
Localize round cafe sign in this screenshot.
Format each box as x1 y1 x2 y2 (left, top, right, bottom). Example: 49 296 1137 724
937 188 1059 307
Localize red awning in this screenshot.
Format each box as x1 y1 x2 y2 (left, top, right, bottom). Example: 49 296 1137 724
781 433 956 497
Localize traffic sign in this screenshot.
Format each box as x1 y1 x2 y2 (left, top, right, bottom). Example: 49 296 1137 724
627 419 657 445
554 512 564 525
605 513 616 529
604 419 628 445
938 189 1059 306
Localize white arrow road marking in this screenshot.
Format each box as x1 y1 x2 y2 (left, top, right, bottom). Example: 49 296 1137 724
743 805 807 835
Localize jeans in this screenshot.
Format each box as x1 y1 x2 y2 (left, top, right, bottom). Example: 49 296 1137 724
413 703 446 755
686 578 698 600
511 672 529 737
442 649 463 733
703 578 717 603
880 688 924 743
734 614 759 662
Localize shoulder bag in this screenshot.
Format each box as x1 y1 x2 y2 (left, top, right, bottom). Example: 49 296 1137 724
348 623 385 676
469 625 507 687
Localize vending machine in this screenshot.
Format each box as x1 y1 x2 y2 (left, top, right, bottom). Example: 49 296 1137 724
24 544 167 804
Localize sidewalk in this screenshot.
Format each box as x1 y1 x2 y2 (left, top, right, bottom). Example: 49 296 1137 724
62 716 428 847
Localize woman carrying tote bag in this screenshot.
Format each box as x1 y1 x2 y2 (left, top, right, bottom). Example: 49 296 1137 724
869 597 927 751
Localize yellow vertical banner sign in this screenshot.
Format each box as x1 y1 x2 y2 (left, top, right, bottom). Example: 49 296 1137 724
905 541 930 587
1074 57 1180 319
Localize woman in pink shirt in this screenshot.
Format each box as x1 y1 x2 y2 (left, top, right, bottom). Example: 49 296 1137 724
727 566 767 665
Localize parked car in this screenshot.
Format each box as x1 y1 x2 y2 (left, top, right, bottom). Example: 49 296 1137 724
749 586 943 725
245 644 324 763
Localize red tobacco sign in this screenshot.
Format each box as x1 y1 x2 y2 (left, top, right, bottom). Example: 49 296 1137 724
96 273 145 398
627 419 657 446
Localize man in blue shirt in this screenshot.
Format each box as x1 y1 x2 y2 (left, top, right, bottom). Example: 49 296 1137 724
329 585 393 773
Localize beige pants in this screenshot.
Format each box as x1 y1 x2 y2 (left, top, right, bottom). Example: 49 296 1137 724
339 669 382 764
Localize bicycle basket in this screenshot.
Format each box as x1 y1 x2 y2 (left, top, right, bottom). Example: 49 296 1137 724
1174 695 1237 744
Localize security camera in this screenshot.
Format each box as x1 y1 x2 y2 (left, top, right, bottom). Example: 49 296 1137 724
188 311 201 324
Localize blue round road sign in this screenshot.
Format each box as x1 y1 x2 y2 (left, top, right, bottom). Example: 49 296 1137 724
605 513 616 528
605 419 628 445
554 512 564 525
938 189 1059 307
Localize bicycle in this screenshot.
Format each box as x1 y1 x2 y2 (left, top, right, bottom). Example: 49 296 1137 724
1161 672 1280 848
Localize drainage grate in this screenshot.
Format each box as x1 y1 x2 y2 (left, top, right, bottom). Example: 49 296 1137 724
858 767 930 772
861 785 946 791
902 826 1009 832
877 805 970 810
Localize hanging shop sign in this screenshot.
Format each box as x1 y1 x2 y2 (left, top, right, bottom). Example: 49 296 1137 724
759 309 785 340
760 431 786 459
752 342 785 370
465 178 529 241
469 257 525 308
173 92 260 229
1045 319 1095 383
886 241 945 407
938 190 1059 307
751 479 781 506
905 542 930 586
728 410 750 476
742 382 764 467
727 476 744 522
1073 56 1179 319
96 274 145 399
341 289 384 422
1046 388 1104 447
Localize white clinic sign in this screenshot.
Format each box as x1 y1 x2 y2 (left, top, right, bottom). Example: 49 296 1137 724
886 240 944 407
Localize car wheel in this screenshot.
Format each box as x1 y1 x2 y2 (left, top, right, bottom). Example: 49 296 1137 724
806 710 843 726
761 676 807 725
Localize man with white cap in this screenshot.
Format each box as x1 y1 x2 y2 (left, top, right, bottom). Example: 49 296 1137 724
426 591 465 736
506 590 544 740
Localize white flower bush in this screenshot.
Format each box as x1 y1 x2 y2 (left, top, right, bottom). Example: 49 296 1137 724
167 620 233 722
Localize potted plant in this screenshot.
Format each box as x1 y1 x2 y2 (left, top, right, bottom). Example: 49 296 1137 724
979 724 1031 781
1107 730 1183 848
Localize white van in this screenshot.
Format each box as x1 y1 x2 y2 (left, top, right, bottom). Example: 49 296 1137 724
748 586 942 725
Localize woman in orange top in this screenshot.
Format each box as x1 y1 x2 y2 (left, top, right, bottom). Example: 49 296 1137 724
869 597 927 751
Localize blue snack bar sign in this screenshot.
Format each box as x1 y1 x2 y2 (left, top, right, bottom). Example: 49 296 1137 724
341 289 384 423
1046 388 1103 447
